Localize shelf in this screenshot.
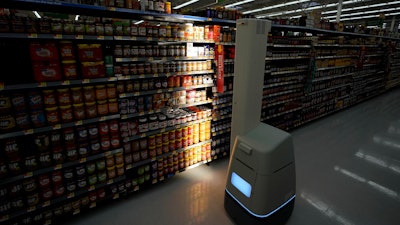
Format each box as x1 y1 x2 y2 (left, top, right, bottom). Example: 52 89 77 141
119 83 213 98
264 80 301 88
0 174 126 223
124 118 212 142
125 140 212 170
223 73 235 77
0 77 118 91
270 69 308 76
0 33 114 40
307 83 351 95
4 0 236 24
212 114 232 121
355 71 384 79
0 148 123 186
262 107 303 120
316 65 354 71
270 44 311 48
120 100 213 120
213 102 232 109
116 70 214 80
313 72 355 82
316 55 358 59
213 90 233 96
0 114 120 140
216 42 235 46
263 96 302 108
114 36 214 43
224 59 234 63
264 88 302 98
115 56 213 63
212 128 231 137
265 56 310 61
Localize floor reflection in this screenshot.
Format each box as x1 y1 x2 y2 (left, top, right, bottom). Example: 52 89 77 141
300 192 355 225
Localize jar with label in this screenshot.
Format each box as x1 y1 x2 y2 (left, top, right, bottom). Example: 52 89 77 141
152 25 159 37
159 25 166 37
70 87 83 104
60 105 73 122
131 23 138 36
45 107 60 125
144 63 151 74
42 89 57 107
138 24 146 36
97 100 109 116
131 46 139 57
66 144 78 161
57 88 71 106
107 166 116 179
158 114 167 128
111 133 120 149
146 45 152 57
148 115 158 130
139 46 146 57
122 64 130 75
100 135 111 151
83 86 96 102
123 45 131 57
116 164 124 176
85 102 98 118
114 45 123 57
95 85 107 101
141 79 149 91
138 117 148 133
90 139 100 154
108 99 118 114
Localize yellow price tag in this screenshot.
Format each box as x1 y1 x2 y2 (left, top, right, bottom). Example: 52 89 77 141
120 93 126 98
121 115 127 120
139 112 145 116
0 82 4 91
42 201 50 207
88 186 95 191
39 82 47 87
107 179 114 185
67 192 75 198
52 124 61 130
82 79 90 83
28 33 38 38
131 37 137 41
54 34 63 39
134 186 139 191
62 80 70 85
75 120 83 126
153 74 158 77
27 206 36 212
75 35 83 39
54 164 62 170
113 193 119 199
134 92 140 96
109 7 116 11
80 158 86 163
97 35 105 40
139 74 145 78
99 116 107 121
126 164 132 170
73 209 80 215
141 133 146 138
90 203 96 208
24 172 33 178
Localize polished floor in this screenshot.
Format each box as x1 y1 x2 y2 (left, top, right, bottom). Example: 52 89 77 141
69 88 400 225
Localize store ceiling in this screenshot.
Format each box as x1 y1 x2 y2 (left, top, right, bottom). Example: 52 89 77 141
171 0 400 25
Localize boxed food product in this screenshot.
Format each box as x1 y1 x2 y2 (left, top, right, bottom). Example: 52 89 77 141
81 61 105 79
33 61 62 82
29 42 59 61
77 44 103 61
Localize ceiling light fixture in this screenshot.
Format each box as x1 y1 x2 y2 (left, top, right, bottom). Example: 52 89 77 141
33 11 41 19
134 20 144 25
243 0 311 15
173 0 199 10
256 0 362 18
323 1 400 15
329 12 400 22
225 0 254 8
324 8 399 19
75 15 80 21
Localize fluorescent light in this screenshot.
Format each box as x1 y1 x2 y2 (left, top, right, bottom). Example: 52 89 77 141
243 0 311 15
75 15 79 21
335 11 400 21
323 1 400 15
33 11 41 19
324 8 399 19
256 0 361 18
225 0 254 8
134 20 144 25
173 0 199 10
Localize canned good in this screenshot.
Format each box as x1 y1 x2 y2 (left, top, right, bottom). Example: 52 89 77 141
107 166 116 179
60 105 73 122
57 88 71 106
85 102 98 118
83 86 96 102
97 100 109 116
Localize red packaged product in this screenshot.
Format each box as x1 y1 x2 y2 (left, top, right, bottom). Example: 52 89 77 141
62 61 78 80
81 61 105 79
33 62 62 82
29 42 59 61
77 44 103 61
59 41 75 60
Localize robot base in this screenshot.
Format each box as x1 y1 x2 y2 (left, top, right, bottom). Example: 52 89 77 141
224 190 295 225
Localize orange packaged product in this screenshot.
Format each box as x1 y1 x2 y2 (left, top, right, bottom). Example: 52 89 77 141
62 60 78 80
59 41 75 60
57 88 72 106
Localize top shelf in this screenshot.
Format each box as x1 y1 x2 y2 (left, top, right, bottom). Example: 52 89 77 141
271 24 400 41
3 0 236 24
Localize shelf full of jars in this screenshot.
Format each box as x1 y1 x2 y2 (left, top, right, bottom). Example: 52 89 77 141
262 27 400 131
386 42 400 89
0 4 236 225
211 25 235 160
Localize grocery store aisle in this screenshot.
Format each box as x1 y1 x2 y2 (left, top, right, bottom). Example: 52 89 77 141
68 88 400 225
